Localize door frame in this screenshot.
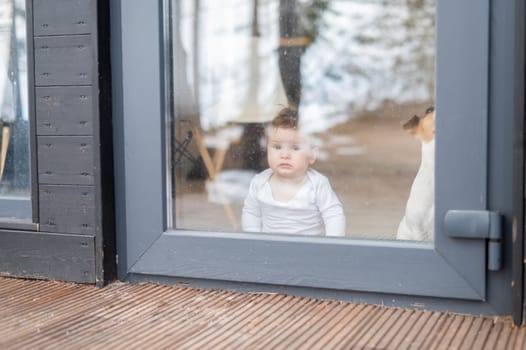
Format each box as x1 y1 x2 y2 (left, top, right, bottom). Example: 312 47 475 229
110 0 521 316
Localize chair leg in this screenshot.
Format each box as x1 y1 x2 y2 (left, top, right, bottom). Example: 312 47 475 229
223 202 239 229
191 126 217 180
0 126 10 182
188 123 239 229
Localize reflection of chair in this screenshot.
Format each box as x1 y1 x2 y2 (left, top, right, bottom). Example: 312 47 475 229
189 124 243 229
0 123 10 182
172 129 199 167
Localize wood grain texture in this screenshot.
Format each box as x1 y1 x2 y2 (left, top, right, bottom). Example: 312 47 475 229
36 86 94 136
39 185 95 235
38 136 94 185
0 278 523 349
34 35 94 86
33 0 95 36
0 234 94 283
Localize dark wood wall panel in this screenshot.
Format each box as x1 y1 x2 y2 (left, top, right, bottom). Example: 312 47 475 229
39 185 95 235
24 0 113 284
36 86 94 135
33 0 95 36
0 230 95 282
37 136 94 185
34 35 94 86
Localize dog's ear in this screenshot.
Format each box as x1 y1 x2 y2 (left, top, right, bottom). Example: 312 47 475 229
403 115 420 133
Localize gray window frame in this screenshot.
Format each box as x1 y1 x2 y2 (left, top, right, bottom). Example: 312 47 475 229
111 0 518 315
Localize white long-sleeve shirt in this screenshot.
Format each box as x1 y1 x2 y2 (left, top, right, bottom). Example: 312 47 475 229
242 168 346 236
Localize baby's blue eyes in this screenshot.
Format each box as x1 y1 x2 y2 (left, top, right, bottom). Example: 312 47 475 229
271 144 301 151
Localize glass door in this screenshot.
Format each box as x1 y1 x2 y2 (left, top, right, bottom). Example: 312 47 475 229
112 0 513 314
167 0 436 241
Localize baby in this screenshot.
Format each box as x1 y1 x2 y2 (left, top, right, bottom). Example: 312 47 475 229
242 107 346 236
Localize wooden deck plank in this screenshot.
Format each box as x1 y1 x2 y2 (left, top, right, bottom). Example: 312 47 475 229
5 284 165 349
374 309 412 348
433 314 465 350
148 290 251 349
176 293 286 349
355 307 399 348
1 287 108 345
495 321 514 349
373 308 411 349
227 295 308 349
234 298 321 350
291 303 358 350
309 303 368 349
276 301 350 350
191 294 290 350
395 310 429 348
93 289 245 350
0 277 525 350
513 326 526 349
177 294 286 350
409 311 446 349
72 286 207 350
472 318 496 349
339 305 391 348
484 319 504 349
457 315 483 348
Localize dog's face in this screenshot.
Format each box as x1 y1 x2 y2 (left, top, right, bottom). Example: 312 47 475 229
403 106 435 143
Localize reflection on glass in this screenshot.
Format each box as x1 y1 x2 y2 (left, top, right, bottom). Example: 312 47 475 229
241 107 346 236
0 0 31 219
166 0 435 240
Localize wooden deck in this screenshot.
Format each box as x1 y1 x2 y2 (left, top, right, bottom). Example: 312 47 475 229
0 277 524 349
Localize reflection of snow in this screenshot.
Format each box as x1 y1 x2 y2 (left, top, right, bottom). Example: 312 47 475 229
0 0 13 120
175 0 435 133
206 169 256 204
298 103 349 134
202 125 244 149
301 0 435 124
0 0 28 122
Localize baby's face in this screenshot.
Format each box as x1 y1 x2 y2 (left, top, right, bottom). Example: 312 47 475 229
267 127 316 180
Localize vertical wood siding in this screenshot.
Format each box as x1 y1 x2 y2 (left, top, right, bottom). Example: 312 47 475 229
36 86 94 135
26 0 113 283
33 0 95 36
37 136 95 185
39 185 95 234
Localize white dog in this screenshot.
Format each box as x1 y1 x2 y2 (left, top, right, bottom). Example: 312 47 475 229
397 107 435 241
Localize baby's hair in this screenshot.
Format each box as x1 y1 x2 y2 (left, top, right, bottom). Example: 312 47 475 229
272 107 299 129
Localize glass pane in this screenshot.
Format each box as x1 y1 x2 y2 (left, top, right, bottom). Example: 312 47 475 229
0 0 31 220
166 0 435 240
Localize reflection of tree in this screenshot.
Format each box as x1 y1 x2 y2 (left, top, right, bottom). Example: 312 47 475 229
241 0 329 168
278 0 304 108
301 0 435 110
297 0 330 44
242 0 331 169
240 0 266 170
375 0 435 99
278 0 331 109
